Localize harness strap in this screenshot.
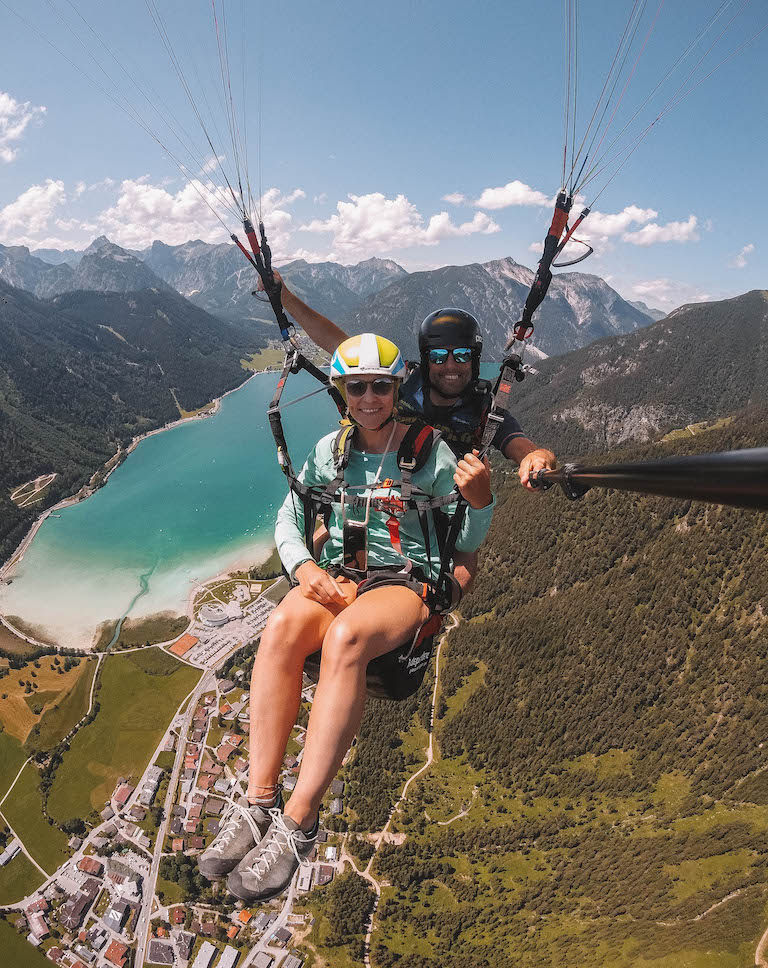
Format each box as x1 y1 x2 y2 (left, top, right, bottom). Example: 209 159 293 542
478 356 526 459
356 569 449 658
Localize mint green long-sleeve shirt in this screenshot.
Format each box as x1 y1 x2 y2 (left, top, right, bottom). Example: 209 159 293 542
275 431 495 582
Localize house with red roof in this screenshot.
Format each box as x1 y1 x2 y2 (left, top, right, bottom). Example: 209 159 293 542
104 939 129 967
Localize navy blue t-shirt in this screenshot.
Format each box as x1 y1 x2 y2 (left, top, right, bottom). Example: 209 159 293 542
395 369 525 459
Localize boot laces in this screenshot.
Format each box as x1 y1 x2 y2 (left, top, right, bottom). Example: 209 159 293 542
244 808 303 874
208 798 264 855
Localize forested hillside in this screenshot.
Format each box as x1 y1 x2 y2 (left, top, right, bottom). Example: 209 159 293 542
513 289 768 454
349 407 768 968
0 280 260 564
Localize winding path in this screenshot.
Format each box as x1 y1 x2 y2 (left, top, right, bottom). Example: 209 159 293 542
349 613 459 966
431 786 478 826
756 918 768 968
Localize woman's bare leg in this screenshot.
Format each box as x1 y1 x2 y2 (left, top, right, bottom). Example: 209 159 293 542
247 583 352 801
284 586 430 827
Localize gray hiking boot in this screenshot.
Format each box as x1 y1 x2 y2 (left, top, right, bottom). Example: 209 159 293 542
197 793 282 880
227 808 317 902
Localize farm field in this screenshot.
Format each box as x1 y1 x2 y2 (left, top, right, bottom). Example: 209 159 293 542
26 658 97 755
0 851 44 905
2 761 70 872
0 655 91 743
47 648 200 822
0 917 50 963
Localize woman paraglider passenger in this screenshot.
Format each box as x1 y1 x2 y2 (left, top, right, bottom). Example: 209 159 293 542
199 334 495 901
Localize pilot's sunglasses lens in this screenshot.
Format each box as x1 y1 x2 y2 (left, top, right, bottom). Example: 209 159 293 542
346 379 394 397
452 348 473 363
428 347 473 364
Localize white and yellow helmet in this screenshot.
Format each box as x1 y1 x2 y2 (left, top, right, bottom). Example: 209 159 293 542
330 333 406 400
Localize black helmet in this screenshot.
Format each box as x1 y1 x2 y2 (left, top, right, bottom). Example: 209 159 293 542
418 308 483 382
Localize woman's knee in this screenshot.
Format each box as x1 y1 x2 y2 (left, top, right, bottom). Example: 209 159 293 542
259 608 312 662
321 616 369 672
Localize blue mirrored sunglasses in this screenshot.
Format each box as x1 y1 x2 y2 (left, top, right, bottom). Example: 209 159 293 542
427 347 473 365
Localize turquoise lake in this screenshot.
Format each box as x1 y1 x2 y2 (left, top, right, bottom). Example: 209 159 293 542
0 371 338 649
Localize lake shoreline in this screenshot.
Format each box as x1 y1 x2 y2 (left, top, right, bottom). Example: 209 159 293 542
0 369 278 583
0 367 280 650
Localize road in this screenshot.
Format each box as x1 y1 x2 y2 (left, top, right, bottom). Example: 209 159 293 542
134 671 213 967
241 880 299 967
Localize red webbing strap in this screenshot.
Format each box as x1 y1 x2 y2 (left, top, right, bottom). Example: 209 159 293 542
519 190 573 329
556 207 590 255
243 217 262 259
412 424 433 457
548 204 570 240
386 515 403 556
231 234 257 269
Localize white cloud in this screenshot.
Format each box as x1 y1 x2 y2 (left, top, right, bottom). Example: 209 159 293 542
0 91 46 163
473 180 551 210
584 205 657 239
201 153 226 174
88 177 116 192
300 192 499 260
442 192 467 206
55 217 97 233
260 187 306 211
527 205 701 258
622 214 699 247
730 242 754 269
0 179 67 244
92 179 305 252
313 193 328 204
95 178 230 248
630 278 710 310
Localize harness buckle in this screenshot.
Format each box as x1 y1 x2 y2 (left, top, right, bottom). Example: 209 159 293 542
375 496 406 515
399 457 417 470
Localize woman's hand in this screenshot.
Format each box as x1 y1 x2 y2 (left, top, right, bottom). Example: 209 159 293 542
295 560 349 605
454 450 492 509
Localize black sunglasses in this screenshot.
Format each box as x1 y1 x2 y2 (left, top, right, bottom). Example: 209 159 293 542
427 347 473 365
345 378 395 398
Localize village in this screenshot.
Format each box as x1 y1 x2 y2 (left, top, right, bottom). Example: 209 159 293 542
2 578 351 968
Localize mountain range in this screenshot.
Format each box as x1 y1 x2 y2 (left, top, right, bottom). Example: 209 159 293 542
6 237 665 359
0 237 170 300
337 256 656 359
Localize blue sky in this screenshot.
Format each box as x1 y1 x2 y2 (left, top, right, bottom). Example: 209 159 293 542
0 0 764 308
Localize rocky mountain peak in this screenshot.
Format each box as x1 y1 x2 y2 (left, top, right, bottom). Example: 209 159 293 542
83 235 113 254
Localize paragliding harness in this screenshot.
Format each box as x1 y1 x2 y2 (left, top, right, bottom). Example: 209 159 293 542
237 221 465 699
299 419 465 700
398 362 496 456
270 386 464 700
